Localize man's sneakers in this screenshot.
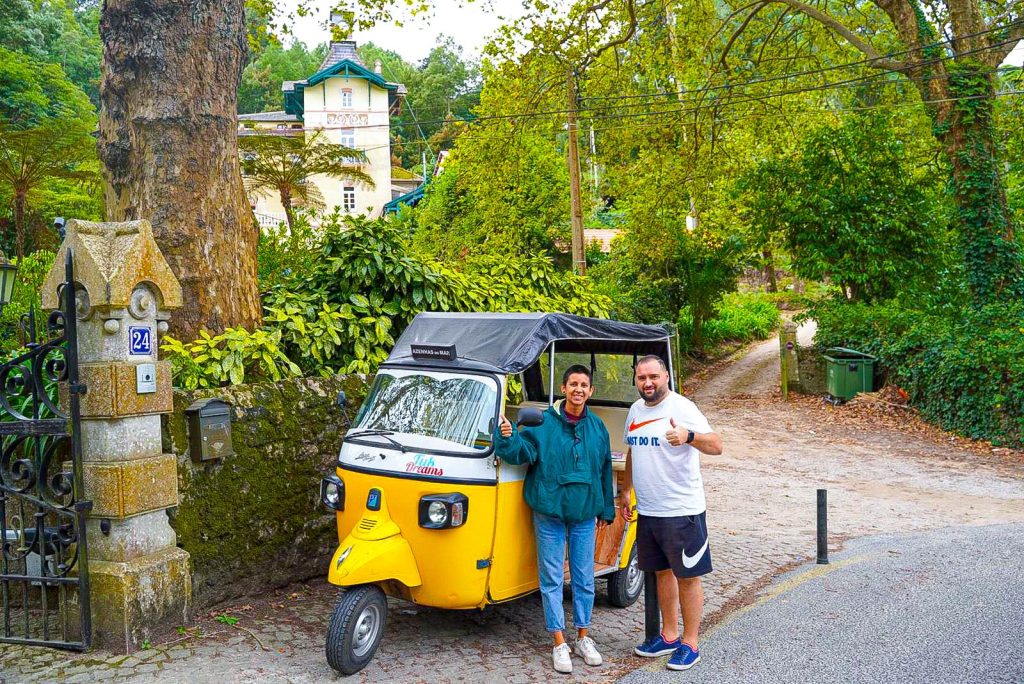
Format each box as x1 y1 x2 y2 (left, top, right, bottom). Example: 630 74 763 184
635 635 701 671
574 635 603 666
666 643 701 671
634 633 682 657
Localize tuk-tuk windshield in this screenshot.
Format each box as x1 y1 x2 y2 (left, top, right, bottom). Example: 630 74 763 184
350 368 499 455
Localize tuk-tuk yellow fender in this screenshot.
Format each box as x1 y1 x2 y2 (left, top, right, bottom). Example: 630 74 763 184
328 534 422 588
327 488 422 588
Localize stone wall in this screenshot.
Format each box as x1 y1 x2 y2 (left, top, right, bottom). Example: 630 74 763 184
796 345 827 395
162 376 369 608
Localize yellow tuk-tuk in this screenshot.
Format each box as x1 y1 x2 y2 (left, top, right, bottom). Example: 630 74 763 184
318 312 677 674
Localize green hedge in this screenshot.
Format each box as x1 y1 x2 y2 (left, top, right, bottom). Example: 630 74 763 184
809 299 1024 447
678 292 781 351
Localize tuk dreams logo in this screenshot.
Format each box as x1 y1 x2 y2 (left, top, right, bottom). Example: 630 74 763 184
405 454 444 476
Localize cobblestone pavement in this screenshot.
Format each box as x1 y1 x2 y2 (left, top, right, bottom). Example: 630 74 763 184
4 332 1024 683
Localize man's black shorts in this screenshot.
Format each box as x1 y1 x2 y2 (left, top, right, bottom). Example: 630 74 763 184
636 512 713 578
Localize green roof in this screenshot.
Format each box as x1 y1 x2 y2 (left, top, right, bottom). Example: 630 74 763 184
283 59 402 118
306 60 397 91
383 183 428 214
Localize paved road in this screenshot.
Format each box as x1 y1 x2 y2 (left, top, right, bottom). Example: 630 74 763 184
619 523 1024 684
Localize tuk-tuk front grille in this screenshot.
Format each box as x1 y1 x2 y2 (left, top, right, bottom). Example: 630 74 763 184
358 519 377 532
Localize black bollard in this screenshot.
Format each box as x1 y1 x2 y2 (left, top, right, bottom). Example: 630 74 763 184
644 570 660 641
816 488 829 564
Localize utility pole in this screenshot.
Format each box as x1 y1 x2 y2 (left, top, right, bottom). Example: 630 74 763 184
590 126 598 195
566 68 586 275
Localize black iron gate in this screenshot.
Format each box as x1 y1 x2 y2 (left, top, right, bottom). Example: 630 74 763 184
0 250 91 650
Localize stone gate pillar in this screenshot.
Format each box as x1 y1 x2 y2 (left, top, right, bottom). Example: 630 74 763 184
780 321 799 399
42 219 190 652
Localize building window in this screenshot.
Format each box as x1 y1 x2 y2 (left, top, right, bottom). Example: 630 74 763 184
342 186 356 212
341 88 353 108
339 128 355 148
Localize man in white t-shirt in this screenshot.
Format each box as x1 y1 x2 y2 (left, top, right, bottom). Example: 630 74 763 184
618 355 723 671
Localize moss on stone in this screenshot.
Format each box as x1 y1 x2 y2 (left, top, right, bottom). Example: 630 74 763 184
165 375 370 607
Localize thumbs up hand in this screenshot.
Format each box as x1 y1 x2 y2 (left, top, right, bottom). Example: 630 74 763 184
499 414 513 438
665 417 688 447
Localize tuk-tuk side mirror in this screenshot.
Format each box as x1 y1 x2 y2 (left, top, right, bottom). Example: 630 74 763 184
516 407 544 428
336 391 347 409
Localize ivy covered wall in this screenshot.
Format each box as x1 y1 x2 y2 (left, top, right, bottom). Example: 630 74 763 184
163 376 370 608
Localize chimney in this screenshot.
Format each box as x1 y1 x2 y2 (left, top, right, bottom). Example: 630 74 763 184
374 59 383 75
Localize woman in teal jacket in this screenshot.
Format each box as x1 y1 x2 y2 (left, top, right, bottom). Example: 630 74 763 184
496 364 616 674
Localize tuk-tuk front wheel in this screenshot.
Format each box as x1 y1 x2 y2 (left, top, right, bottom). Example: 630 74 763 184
326 584 388 675
607 544 643 608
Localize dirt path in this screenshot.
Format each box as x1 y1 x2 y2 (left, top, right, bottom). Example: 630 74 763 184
691 319 816 403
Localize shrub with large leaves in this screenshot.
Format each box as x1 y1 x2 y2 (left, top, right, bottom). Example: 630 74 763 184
265 211 609 375
168 211 610 384
161 328 301 390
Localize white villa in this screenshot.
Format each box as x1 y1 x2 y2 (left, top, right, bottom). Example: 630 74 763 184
239 41 420 225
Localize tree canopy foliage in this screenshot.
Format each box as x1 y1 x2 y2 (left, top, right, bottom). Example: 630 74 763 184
0 0 102 107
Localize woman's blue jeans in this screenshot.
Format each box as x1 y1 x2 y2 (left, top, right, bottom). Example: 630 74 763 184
533 512 596 633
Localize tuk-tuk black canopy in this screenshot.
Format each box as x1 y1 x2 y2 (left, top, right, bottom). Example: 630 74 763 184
386 312 672 374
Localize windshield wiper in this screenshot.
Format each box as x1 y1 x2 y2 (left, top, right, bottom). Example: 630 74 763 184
347 428 408 453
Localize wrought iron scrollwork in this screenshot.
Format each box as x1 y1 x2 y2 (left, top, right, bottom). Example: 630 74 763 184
1 248 90 650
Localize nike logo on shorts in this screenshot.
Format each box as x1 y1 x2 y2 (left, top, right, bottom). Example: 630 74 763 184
629 417 665 432
681 538 709 568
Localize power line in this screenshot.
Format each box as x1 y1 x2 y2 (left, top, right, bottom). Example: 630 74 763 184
346 89 1024 153
273 30 1024 136
580 18 1024 103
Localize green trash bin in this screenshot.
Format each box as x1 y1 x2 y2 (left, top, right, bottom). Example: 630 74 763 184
823 347 876 401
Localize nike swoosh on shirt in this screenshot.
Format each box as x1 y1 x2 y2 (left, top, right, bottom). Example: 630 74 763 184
628 417 665 432
681 539 709 569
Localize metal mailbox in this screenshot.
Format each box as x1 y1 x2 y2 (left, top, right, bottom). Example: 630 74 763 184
185 398 233 462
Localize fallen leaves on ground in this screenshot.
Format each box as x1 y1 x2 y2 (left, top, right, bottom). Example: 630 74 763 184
781 387 1023 465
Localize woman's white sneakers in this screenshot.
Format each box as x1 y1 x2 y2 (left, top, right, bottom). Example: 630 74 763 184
552 643 573 673
552 637 604 673
575 636 603 666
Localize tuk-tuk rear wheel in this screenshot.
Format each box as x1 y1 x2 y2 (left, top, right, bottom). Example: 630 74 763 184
607 544 643 608
326 584 388 675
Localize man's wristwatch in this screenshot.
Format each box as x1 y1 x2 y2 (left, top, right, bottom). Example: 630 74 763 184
686 429 695 444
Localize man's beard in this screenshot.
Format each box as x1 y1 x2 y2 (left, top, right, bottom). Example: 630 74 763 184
639 383 668 404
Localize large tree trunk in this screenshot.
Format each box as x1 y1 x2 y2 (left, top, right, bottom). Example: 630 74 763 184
763 248 777 292
98 0 261 340
934 64 1021 301
870 0 1023 302
279 186 296 231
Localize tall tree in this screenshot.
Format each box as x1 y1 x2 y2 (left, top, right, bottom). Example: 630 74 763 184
239 130 372 229
0 1 103 107
98 0 261 340
0 46 94 129
491 0 640 274
358 40 482 171
717 0 1024 303
238 40 327 114
0 122 98 259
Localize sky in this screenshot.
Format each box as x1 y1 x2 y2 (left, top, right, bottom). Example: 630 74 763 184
280 1 1023 67
282 0 529 63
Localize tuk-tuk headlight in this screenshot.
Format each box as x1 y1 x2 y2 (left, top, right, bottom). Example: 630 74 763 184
427 501 448 525
419 493 469 529
320 474 345 511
